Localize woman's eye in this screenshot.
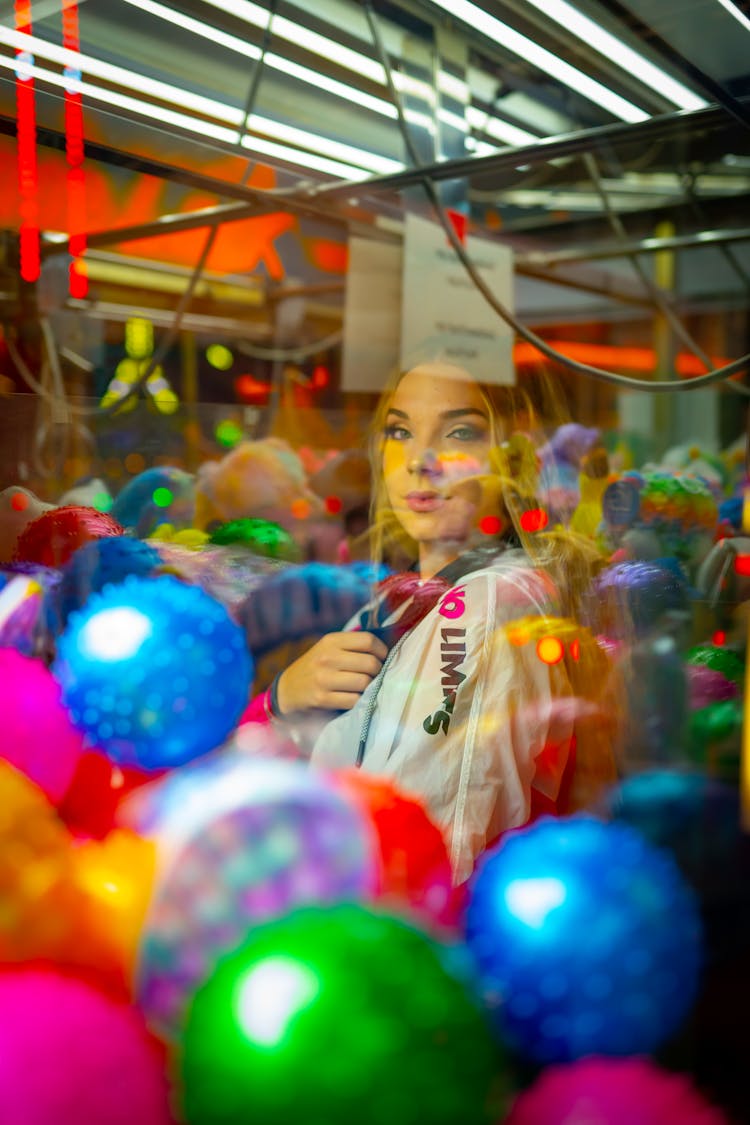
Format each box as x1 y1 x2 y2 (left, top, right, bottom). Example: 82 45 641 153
447 425 485 442
384 424 411 441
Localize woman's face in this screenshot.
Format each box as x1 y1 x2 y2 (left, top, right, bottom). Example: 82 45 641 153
381 364 495 551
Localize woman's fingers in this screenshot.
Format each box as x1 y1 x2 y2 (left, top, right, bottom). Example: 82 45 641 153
327 670 377 696
336 631 389 661
327 691 368 712
324 650 384 679
275 631 387 715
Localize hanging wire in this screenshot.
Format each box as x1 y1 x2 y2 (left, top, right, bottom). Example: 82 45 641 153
361 0 750 394
237 330 343 362
581 151 750 397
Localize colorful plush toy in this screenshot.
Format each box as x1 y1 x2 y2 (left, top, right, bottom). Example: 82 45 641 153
537 423 603 524
602 469 718 574
194 438 323 533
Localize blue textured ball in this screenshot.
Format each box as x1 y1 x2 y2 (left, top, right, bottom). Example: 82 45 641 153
465 816 702 1064
54 536 162 630
53 575 253 770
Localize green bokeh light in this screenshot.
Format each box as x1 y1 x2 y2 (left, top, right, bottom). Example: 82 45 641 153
215 420 244 449
92 492 113 512
181 905 506 1125
153 487 174 508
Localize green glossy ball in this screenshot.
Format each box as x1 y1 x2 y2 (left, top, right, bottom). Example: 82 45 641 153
180 905 505 1125
686 645 744 686
209 518 300 561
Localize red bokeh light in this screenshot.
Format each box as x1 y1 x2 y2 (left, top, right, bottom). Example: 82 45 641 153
520 508 549 532
325 495 343 514
479 515 502 535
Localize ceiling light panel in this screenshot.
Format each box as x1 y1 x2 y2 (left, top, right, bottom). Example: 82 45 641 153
522 0 708 110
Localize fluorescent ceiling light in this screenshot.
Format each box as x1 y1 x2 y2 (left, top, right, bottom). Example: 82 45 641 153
427 0 649 122
0 53 387 180
239 133 373 180
246 113 401 173
0 27 402 176
194 0 439 103
466 106 538 147
522 0 707 110
714 0 750 34
120 0 398 119
197 0 387 83
0 51 239 142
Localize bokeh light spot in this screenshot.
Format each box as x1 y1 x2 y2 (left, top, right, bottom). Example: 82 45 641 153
712 630 726 646
206 344 234 371
290 499 311 521
325 495 343 515
537 635 565 665
92 492 113 512
10 491 29 511
520 508 549 532
152 488 173 508
479 515 502 535
215 419 244 448
125 452 146 475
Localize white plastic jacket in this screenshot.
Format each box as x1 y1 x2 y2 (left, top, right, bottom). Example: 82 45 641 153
308 552 579 884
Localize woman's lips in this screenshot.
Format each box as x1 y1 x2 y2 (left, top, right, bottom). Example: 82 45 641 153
405 492 443 512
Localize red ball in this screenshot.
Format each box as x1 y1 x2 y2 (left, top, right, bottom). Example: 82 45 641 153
0 968 173 1125
13 506 124 567
59 751 160 840
332 769 456 928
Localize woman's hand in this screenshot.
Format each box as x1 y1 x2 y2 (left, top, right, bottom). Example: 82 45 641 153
275 631 388 715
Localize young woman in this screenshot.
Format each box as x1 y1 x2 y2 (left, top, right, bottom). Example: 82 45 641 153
262 361 617 883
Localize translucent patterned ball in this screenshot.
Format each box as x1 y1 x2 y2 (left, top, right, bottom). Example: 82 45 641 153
181 904 504 1125
133 756 379 1038
465 816 703 1064
53 575 253 770
505 1057 727 1125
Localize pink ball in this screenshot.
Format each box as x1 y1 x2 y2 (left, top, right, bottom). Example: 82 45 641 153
505 1057 727 1125
0 969 173 1125
687 663 738 711
0 648 85 803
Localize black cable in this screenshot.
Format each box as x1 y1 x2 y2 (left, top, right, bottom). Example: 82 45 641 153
361 0 750 393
